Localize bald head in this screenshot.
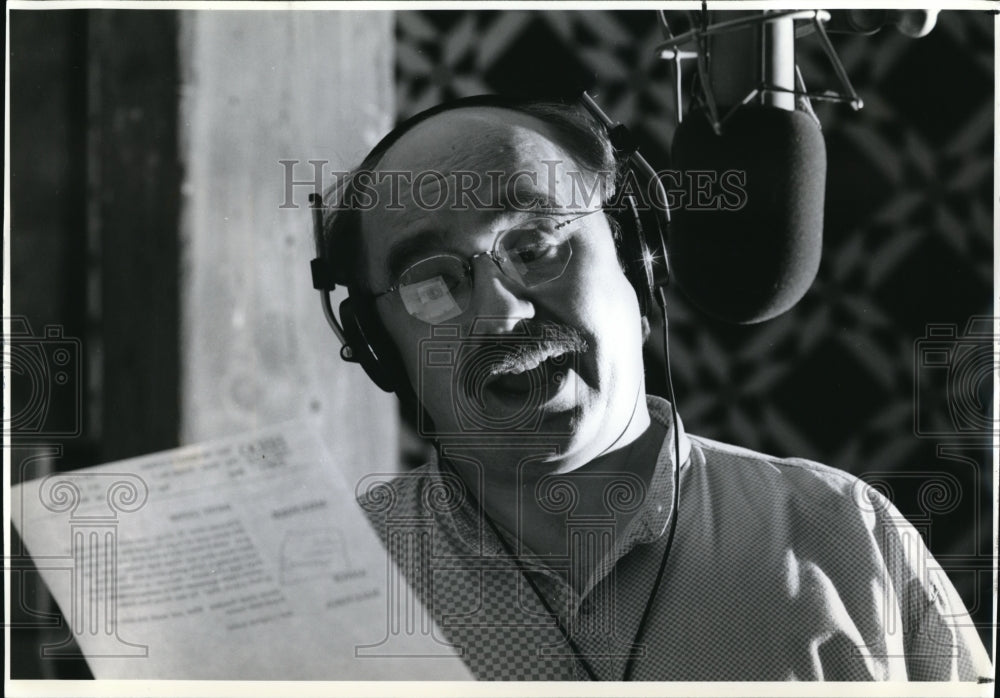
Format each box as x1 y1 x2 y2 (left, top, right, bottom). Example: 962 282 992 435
378 107 582 176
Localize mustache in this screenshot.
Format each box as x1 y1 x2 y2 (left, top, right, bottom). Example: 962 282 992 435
477 322 589 376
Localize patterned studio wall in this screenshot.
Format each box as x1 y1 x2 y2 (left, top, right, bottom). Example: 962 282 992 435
394 10 994 642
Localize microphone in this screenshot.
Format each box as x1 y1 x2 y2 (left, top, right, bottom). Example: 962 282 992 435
670 104 825 324
657 9 936 324
662 10 827 324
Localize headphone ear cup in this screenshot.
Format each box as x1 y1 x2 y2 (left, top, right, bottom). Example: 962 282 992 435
639 202 670 292
611 193 657 315
339 297 400 393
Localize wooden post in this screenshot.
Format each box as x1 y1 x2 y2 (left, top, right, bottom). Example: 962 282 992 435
89 11 182 462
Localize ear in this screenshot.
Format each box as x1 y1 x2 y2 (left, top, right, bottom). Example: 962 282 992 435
640 315 651 344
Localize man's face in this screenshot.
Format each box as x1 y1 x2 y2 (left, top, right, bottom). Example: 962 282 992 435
360 107 648 472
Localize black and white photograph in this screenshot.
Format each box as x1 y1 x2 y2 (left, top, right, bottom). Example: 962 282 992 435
5 0 997 692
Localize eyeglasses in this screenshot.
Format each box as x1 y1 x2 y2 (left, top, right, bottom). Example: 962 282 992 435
372 209 604 324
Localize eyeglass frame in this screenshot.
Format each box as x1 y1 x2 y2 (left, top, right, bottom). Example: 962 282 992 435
365 208 607 308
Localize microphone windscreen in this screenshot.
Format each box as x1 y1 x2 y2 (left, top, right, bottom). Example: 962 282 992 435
669 107 826 324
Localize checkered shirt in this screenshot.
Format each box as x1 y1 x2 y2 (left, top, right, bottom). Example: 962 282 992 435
358 396 993 680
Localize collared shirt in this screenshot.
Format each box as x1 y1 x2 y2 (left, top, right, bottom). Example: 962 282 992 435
359 396 993 681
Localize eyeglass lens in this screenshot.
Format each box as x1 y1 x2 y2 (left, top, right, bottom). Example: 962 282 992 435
396 217 575 324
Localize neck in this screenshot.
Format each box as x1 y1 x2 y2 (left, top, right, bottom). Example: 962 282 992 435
441 405 663 582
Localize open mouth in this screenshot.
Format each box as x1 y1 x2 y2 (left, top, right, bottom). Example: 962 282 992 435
485 351 571 396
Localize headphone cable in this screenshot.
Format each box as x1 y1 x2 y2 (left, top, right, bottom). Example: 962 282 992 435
621 285 682 680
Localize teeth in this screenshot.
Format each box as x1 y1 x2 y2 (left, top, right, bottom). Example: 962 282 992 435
495 349 564 376
508 356 543 375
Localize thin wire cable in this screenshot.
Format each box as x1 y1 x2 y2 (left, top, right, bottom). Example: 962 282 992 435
657 9 673 39
621 285 682 680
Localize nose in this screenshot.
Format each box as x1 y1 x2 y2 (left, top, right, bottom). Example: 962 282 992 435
466 254 535 334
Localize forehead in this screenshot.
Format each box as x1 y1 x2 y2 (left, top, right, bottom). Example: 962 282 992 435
359 108 592 286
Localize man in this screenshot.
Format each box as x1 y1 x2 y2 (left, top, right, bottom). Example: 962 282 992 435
315 97 993 680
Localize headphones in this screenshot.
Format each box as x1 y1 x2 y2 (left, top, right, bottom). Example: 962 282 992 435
309 93 671 396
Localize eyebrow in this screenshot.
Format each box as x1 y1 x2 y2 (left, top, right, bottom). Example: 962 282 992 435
499 185 564 213
383 228 450 283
